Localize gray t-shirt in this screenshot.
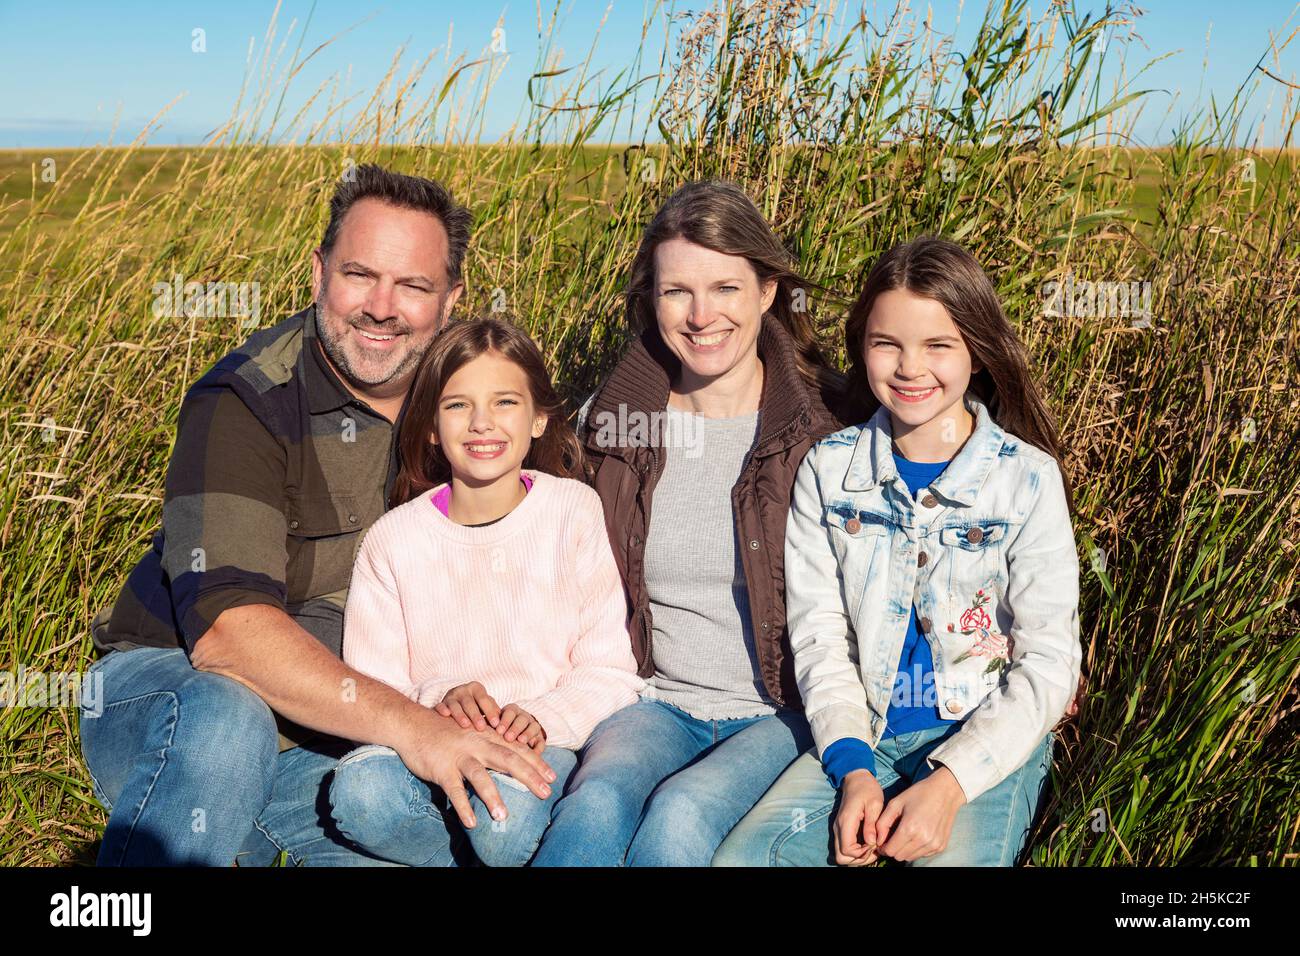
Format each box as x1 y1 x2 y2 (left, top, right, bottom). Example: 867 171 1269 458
640 406 778 720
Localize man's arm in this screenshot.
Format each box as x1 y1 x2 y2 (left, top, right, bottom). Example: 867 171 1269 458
192 604 432 751
191 607 554 826
163 379 552 823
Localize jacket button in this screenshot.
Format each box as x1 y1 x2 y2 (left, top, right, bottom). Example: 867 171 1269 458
921 493 938 508
289 519 300 530
749 539 760 550
945 698 963 714
966 527 984 544
760 620 770 630
917 551 928 567
348 514 358 524
845 518 861 534
920 617 932 633
630 535 642 547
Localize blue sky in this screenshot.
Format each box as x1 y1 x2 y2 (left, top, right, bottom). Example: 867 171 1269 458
1 1 1296 148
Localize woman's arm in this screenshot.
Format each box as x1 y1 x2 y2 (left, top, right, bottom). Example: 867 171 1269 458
925 457 1082 803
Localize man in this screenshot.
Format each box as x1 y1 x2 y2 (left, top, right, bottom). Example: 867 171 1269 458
80 164 557 866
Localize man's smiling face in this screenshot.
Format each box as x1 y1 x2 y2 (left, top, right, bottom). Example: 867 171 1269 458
311 197 464 396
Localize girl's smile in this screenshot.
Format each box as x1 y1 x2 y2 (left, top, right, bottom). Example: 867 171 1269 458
888 383 941 403
463 440 507 459
431 350 547 524
863 288 981 461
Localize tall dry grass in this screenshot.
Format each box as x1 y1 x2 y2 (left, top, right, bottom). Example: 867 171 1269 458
1 0 1296 864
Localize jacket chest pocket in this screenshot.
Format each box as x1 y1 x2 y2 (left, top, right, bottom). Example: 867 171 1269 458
938 521 1007 552
824 505 889 619
936 521 1010 586
934 521 1015 678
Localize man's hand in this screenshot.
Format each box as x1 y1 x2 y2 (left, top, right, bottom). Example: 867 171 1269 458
834 769 885 866
874 764 967 862
188 608 557 830
393 709 557 830
434 681 502 732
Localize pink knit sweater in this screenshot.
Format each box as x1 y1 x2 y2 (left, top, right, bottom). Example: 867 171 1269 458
341 469 643 750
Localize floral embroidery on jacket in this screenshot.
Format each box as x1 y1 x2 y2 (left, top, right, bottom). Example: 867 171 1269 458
950 587 1014 673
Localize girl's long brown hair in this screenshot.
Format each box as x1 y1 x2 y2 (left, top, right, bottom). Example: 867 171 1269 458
390 317 585 508
625 179 847 405
844 236 1073 506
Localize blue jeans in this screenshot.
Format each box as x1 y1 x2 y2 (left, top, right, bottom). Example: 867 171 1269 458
712 723 1055 866
531 697 813 866
328 743 579 866
78 646 400 866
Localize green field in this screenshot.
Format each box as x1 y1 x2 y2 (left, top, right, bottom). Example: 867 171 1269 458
1 0 1297 866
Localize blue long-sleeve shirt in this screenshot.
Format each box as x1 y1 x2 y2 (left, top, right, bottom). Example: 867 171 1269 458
821 452 951 787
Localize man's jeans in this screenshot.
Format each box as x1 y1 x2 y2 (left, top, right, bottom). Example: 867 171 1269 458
328 743 579 866
78 646 399 866
531 697 813 866
712 723 1055 866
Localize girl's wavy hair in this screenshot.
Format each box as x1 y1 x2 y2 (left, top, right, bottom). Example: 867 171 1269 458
625 179 847 404
389 317 585 508
844 236 1073 507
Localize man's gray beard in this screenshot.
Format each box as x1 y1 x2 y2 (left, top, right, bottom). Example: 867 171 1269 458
315 302 428 389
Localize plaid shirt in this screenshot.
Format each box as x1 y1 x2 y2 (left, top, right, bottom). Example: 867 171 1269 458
91 304 408 748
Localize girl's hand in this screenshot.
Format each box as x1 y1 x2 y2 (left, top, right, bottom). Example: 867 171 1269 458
834 769 885 866
1055 671 1086 733
874 764 967 862
434 682 502 732
495 703 546 751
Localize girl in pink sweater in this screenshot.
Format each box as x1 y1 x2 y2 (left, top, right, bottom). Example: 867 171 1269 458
328 318 642 867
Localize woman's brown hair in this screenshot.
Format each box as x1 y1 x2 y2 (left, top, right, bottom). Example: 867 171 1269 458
844 236 1072 505
625 179 846 404
389 317 585 508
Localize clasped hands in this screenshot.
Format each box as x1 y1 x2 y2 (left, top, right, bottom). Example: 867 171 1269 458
434 681 547 751
833 764 967 866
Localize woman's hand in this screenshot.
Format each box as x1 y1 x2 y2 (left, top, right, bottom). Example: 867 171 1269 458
434 681 502 732
874 764 966 862
834 769 885 866
496 703 546 751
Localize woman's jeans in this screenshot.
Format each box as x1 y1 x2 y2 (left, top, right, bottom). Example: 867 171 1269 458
531 696 814 867
78 646 400 866
328 743 580 866
713 723 1055 867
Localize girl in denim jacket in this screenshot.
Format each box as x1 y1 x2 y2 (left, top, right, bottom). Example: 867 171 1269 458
715 237 1082 867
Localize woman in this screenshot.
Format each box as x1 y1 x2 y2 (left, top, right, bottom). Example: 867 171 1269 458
530 180 851 866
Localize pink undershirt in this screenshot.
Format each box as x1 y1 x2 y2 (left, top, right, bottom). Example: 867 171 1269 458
430 472 534 519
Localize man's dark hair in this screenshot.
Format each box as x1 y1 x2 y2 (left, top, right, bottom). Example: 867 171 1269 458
320 164 473 284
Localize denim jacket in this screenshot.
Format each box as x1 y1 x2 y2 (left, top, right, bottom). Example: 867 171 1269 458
784 391 1081 802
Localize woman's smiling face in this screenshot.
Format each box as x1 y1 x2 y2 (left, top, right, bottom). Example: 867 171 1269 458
863 287 980 431
653 237 776 388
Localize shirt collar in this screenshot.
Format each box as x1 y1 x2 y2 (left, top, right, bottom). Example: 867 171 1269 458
843 390 1005 506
